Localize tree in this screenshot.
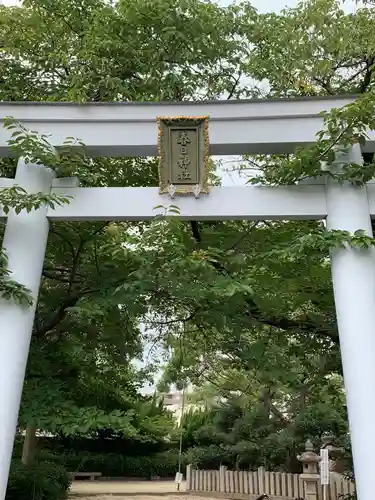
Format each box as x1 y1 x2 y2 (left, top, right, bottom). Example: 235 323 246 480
0 0 248 463
240 0 375 97
138 0 375 476
1 1 375 485
0 0 246 102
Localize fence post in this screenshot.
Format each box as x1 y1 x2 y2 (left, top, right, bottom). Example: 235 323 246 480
186 464 192 491
219 465 227 493
258 466 265 494
298 440 321 500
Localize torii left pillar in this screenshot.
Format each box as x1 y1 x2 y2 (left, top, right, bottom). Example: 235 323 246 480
0 160 54 499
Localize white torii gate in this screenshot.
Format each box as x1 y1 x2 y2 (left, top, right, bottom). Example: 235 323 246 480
0 96 375 500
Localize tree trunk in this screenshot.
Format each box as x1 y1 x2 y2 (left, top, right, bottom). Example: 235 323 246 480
21 426 37 466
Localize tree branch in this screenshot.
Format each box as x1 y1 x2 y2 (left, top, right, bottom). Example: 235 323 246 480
34 278 125 337
360 56 375 93
205 255 339 343
42 270 80 283
227 73 242 100
147 309 199 327
242 298 339 344
226 222 260 251
312 76 334 95
190 221 202 244
49 227 76 261
36 223 110 337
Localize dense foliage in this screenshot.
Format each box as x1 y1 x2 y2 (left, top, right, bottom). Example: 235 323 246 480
6 461 71 500
1 3 375 496
0 0 247 448
39 449 182 478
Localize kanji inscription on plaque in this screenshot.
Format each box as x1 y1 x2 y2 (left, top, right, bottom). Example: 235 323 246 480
157 116 209 197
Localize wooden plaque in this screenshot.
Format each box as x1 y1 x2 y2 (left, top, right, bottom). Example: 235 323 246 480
157 116 209 197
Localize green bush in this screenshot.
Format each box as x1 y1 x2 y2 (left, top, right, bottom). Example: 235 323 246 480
184 445 227 469
40 450 182 478
37 446 230 478
6 461 71 500
42 447 231 478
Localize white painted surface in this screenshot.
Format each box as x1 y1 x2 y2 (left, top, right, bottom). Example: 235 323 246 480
46 185 328 221
0 96 355 120
175 472 183 484
2 96 374 157
326 145 375 500
5 179 375 221
0 178 14 188
0 160 54 499
365 183 375 216
320 449 330 485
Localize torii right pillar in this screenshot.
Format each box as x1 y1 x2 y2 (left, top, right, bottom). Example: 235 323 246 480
326 144 375 500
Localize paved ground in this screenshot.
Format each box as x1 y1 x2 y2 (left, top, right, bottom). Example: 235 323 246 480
72 496 196 500
69 482 268 500
70 480 185 497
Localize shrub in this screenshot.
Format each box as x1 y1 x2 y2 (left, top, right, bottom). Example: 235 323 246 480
6 461 71 500
37 446 234 478
184 445 227 469
39 450 182 478
42 434 168 456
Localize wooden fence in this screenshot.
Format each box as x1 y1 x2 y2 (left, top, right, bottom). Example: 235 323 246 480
186 466 355 500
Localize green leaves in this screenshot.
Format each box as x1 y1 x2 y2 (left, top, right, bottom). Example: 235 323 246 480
264 228 375 262
153 204 181 217
0 0 246 103
4 118 93 179
247 91 375 187
0 248 33 306
0 158 71 306
5 117 57 169
0 186 71 215
242 1 375 187
22 393 138 437
242 0 375 98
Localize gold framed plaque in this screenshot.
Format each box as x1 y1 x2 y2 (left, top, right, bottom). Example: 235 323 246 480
157 116 209 198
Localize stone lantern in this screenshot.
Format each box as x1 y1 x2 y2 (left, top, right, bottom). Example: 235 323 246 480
298 440 321 500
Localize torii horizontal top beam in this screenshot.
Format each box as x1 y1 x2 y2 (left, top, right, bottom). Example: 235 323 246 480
1 95 374 157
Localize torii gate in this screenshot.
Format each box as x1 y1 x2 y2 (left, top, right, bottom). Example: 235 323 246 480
0 96 375 500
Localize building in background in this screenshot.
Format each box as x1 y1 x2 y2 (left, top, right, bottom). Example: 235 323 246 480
161 392 185 424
